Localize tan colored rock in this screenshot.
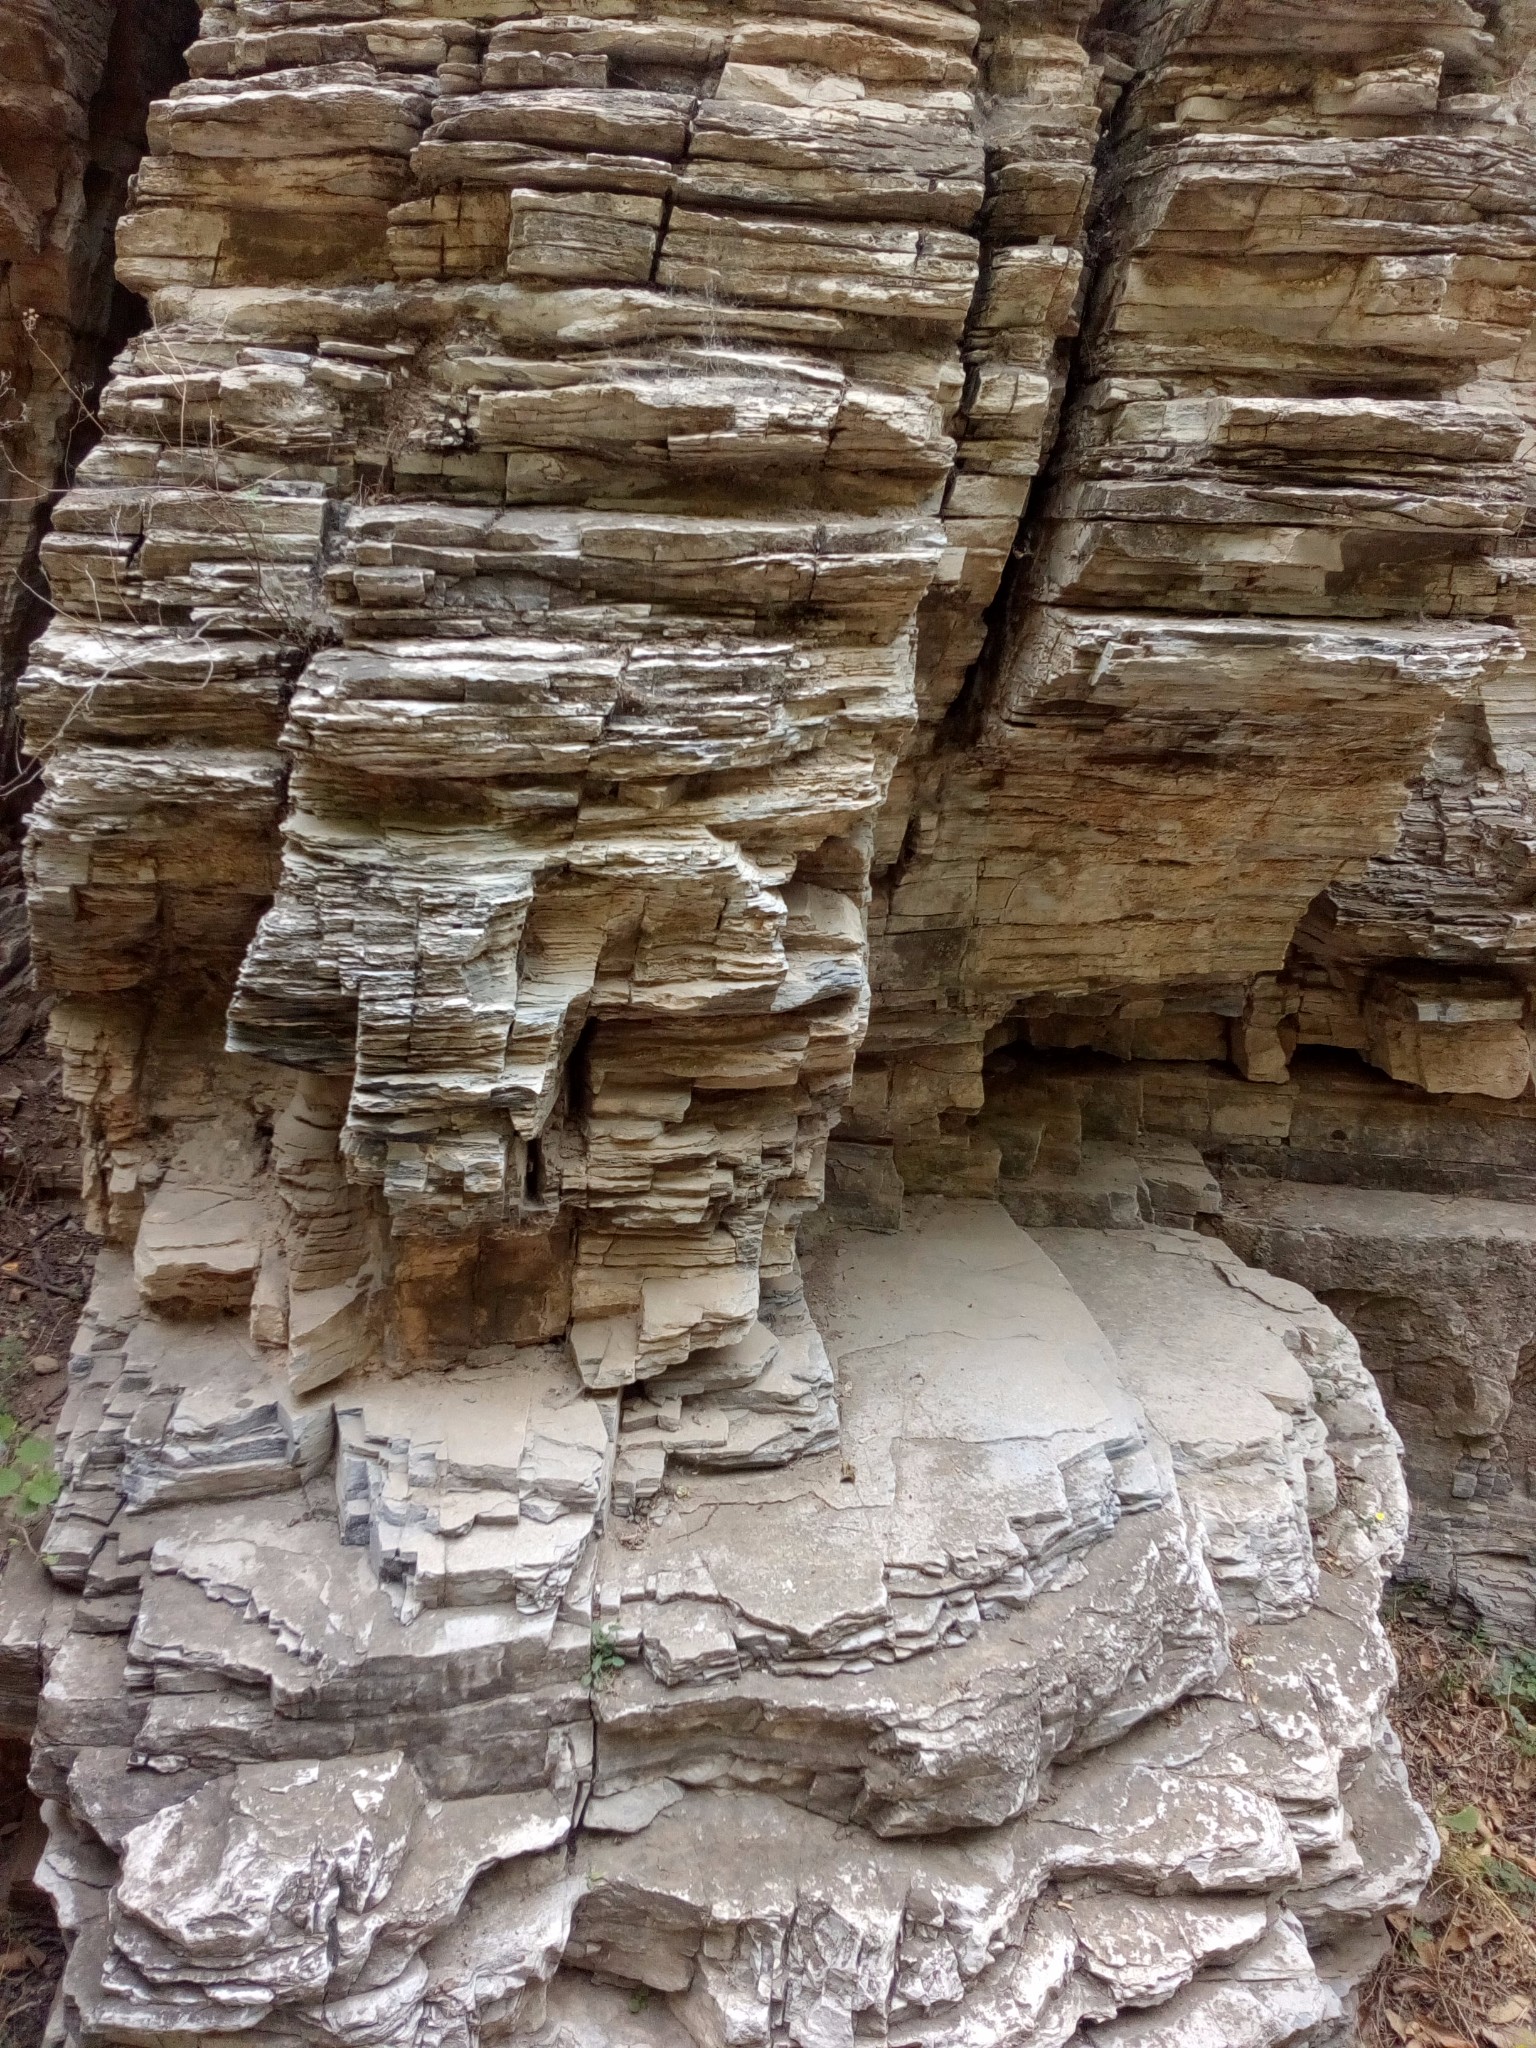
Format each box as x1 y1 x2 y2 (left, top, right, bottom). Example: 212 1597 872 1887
23 0 1536 2038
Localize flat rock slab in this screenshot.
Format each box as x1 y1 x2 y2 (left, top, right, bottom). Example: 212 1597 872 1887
131 1492 588 1711
1038 1224 1408 1618
599 1199 1169 1680
1225 1179 1536 1247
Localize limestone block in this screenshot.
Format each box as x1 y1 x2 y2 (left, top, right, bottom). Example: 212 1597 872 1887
1039 1227 1407 1620
333 1351 613 1615
100 1754 571 2038
26 1180 1426 2041
505 188 663 285
824 1138 904 1230
1222 1178 1536 1638
1134 1136 1224 1224
882 610 1522 1006
1089 134 1536 383
118 1322 334 1509
1030 390 1527 618
1362 970 1532 1097
133 1187 263 1313
1005 1140 1151 1231
658 211 979 321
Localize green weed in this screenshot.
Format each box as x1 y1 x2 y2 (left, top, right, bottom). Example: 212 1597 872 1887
0 1411 60 1524
584 1623 625 1693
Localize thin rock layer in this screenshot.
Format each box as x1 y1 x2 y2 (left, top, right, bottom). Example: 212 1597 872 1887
14 0 1536 2042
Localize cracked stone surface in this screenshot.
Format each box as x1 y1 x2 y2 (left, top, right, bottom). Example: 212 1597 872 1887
8 1197 1431 2046
14 0 1536 2038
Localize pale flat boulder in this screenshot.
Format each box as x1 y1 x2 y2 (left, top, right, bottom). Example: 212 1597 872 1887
133 1186 264 1313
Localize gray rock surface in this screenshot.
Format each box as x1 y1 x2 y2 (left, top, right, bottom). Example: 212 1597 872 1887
9 1200 1429 2047
28 0 1536 2036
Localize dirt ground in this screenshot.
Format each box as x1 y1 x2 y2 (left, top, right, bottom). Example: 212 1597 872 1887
0 1031 88 1436
0 1904 64 2048
1358 1595 1536 2048
0 1034 1529 2048
0 1025 82 2047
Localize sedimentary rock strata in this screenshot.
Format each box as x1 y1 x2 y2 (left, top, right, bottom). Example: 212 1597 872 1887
837 0 1536 1645
9 0 1536 2040
11 1200 1429 2046
0 0 198 1048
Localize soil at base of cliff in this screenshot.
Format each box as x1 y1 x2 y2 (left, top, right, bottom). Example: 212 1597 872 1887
1359 1598 1536 2048
0 1028 84 2048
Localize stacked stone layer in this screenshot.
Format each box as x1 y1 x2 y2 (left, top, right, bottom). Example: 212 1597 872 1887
12 0 1536 2042
0 0 198 1046
8 1201 1430 2047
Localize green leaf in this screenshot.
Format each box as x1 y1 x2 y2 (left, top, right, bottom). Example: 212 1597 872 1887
1442 1804 1482 1835
1493 1651 1536 1709
14 1438 50 1469
20 1472 60 1509
1506 1702 1536 1758
1487 1855 1536 1899
0 1415 18 1444
0 1470 23 1499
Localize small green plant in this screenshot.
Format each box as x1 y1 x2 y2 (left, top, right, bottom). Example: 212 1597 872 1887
584 1622 625 1692
0 1412 61 1526
1382 1577 1433 1621
1487 1651 1536 1757
628 1988 651 2014
1489 1649 1536 1709
1435 1660 1468 1702
1487 1854 1536 1900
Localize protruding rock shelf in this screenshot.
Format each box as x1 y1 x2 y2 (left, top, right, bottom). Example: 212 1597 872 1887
13 0 1536 2038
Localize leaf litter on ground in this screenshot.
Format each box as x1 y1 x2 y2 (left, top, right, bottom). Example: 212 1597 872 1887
1359 1594 1536 2048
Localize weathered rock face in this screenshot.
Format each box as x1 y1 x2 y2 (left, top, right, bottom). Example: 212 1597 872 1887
0 0 198 1048
841 0 1536 1642
11 0 1536 2041
0 0 192 673
11 1201 1429 2047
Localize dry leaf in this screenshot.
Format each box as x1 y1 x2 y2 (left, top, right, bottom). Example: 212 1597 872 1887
1481 2027 1536 2048
1489 2002 1533 2027
1385 2011 1411 2042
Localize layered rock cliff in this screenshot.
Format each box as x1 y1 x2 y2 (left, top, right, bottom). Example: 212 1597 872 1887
0 0 197 1044
6 0 1536 2043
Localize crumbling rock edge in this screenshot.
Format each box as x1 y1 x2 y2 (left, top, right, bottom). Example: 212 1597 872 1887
5 1201 1431 2047
15 0 1536 2038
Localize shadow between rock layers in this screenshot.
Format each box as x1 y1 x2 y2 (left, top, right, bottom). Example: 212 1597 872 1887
11 0 1536 2042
